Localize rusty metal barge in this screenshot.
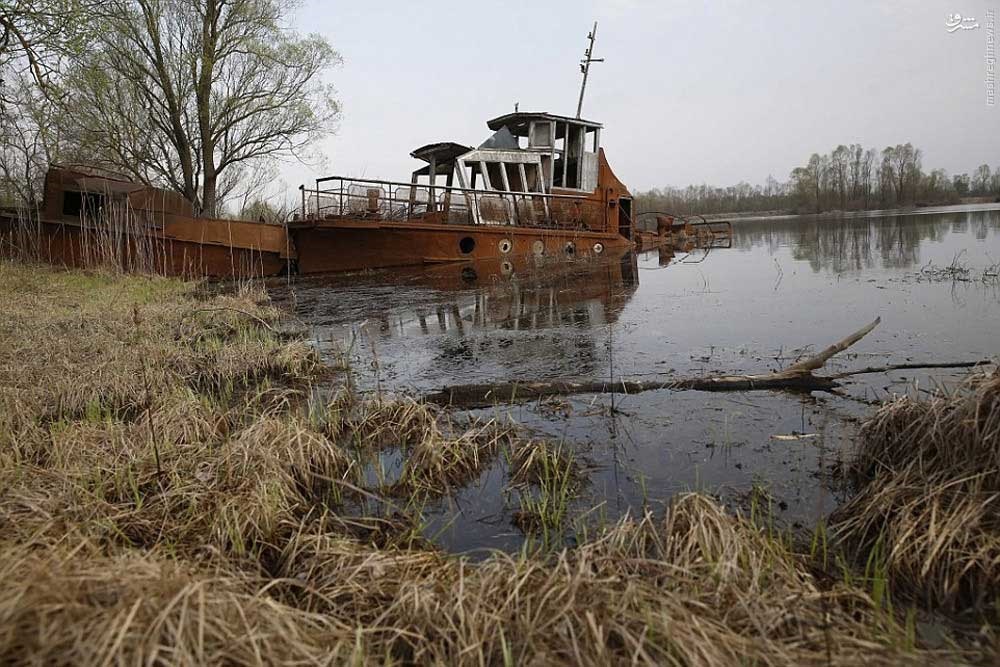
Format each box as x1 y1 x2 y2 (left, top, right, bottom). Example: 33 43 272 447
288 111 636 274
0 166 293 278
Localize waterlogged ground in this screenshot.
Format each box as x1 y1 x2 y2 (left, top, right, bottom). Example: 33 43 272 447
272 204 1000 554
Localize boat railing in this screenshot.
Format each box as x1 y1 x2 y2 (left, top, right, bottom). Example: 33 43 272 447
298 175 610 232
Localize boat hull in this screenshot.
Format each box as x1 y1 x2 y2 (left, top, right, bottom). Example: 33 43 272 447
289 219 633 274
0 213 291 278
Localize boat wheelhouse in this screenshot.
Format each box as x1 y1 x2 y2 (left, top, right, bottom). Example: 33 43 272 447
289 111 635 274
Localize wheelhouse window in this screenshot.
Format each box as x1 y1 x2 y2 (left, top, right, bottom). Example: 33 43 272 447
62 190 107 217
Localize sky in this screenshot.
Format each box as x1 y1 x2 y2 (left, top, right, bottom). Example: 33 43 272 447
275 0 999 196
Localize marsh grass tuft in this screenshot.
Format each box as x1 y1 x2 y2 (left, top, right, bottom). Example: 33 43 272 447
508 440 584 545
833 369 1000 617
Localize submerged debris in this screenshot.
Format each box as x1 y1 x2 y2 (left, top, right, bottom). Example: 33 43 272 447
914 253 1000 283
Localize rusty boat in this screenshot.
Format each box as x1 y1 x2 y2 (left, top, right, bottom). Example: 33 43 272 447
0 165 293 278
288 111 638 274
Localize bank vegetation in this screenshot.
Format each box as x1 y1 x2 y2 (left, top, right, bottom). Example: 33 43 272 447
636 143 1000 217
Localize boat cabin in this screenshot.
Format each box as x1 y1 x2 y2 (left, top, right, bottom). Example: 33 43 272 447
42 165 194 222
408 112 602 200
303 110 632 238
479 112 602 192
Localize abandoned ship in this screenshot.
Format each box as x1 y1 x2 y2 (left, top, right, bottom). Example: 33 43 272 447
0 118 727 279
288 111 636 273
0 110 640 277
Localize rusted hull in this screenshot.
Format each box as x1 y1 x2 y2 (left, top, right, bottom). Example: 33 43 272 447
0 214 289 278
289 219 633 274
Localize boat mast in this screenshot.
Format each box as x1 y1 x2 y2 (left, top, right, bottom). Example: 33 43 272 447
575 21 603 119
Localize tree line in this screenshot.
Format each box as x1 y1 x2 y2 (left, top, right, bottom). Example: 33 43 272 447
1 0 340 218
636 143 1000 217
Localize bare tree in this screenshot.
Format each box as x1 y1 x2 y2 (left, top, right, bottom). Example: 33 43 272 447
831 144 850 210
861 148 876 208
882 143 921 204
0 0 88 98
0 72 62 204
972 164 992 195
63 0 341 216
807 153 824 213
0 1 91 204
877 151 894 205
848 143 862 202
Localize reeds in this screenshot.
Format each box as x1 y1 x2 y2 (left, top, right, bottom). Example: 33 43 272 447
833 369 1000 615
0 200 168 275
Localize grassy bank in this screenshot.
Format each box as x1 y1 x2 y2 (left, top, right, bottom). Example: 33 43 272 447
0 260 995 665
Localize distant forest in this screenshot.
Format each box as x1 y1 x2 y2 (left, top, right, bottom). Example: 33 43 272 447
635 144 1000 217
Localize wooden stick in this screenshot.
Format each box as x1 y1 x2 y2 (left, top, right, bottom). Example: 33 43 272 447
423 317 892 409
783 317 881 374
831 359 993 379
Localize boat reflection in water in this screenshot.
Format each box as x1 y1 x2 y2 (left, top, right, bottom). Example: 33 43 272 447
276 248 645 386
406 248 639 335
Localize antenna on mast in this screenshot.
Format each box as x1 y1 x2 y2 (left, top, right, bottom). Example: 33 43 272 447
575 21 603 118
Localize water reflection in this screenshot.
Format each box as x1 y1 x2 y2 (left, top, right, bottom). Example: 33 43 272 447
273 249 648 386
733 209 1000 273
280 250 640 333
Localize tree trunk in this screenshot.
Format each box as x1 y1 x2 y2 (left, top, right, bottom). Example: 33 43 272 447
137 0 198 208
196 0 218 217
425 318 884 409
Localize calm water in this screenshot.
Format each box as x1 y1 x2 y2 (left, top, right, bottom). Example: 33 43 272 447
272 205 1000 554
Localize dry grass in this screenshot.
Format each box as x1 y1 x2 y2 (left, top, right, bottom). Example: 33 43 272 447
0 261 987 665
323 395 519 497
833 369 1000 616
1 496 952 666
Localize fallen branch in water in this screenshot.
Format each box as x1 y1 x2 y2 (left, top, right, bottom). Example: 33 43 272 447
426 318 883 408
830 360 994 379
424 319 993 409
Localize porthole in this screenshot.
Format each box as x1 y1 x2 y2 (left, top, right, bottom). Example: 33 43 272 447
500 260 514 276
532 240 545 256
498 238 513 254
593 243 604 254
461 267 478 282
564 241 576 255
459 236 476 254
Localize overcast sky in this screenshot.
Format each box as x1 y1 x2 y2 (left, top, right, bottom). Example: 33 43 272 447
278 0 998 195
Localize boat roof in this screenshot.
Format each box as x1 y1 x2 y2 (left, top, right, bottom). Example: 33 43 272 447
410 142 472 164
486 112 603 135
50 163 136 183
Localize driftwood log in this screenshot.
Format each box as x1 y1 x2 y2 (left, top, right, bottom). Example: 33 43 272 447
424 318 993 409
